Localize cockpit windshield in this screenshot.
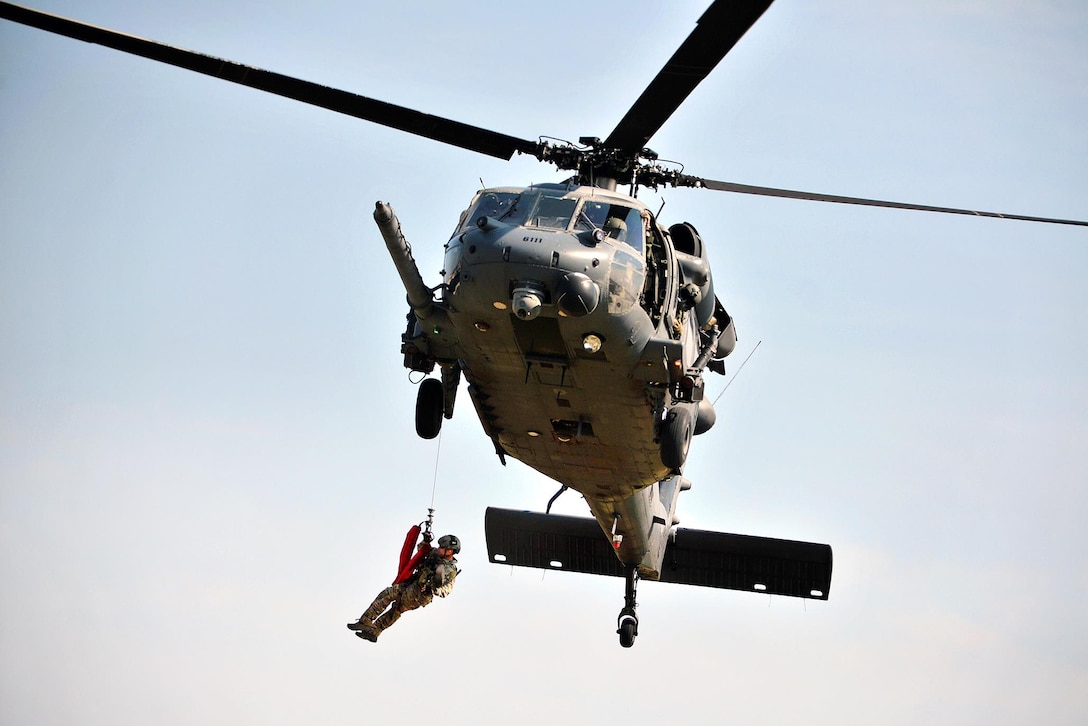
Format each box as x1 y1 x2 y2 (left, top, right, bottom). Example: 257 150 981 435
459 190 578 233
462 191 519 227
458 189 645 253
576 201 644 253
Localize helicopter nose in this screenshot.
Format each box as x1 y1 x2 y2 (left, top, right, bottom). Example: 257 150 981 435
512 284 544 320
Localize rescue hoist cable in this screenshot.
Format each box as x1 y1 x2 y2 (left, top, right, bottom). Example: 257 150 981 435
421 508 435 540
429 428 443 510
415 428 444 543
712 340 762 405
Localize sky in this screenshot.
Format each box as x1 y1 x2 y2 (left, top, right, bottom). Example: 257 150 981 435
1 0 1086 723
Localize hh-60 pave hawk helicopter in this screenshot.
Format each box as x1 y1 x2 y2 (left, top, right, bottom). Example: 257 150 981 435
5 1 1085 648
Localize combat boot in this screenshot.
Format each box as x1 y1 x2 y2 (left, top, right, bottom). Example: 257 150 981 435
355 626 379 642
346 617 374 631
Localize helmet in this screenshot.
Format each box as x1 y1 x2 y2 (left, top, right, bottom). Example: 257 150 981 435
437 534 461 554
603 216 627 240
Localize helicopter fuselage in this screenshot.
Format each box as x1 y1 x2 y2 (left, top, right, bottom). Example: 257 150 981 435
378 182 736 574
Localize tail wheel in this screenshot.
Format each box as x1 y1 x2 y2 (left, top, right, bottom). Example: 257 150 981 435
660 405 694 470
415 378 444 439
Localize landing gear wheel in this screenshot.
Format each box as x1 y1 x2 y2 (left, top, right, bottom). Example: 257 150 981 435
660 405 694 470
415 378 444 439
618 614 638 648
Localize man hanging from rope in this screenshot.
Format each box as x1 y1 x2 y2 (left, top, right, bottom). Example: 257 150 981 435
347 516 460 643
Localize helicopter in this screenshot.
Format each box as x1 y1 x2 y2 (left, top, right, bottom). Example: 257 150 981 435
3 1 1085 650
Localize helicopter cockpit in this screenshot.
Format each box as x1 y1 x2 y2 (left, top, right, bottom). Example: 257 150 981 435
456 188 645 253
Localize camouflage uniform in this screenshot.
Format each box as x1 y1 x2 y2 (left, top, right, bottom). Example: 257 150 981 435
354 552 458 640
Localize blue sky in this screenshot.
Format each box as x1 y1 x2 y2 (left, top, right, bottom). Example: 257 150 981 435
2 1 1086 723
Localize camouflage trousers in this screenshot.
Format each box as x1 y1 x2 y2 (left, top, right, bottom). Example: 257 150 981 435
360 583 434 634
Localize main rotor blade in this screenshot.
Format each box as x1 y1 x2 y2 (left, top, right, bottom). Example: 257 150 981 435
0 2 541 161
604 0 774 153
687 177 1088 227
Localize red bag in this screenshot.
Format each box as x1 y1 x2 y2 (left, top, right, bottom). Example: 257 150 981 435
393 525 431 584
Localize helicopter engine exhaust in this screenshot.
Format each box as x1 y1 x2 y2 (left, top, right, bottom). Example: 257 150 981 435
374 201 434 319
